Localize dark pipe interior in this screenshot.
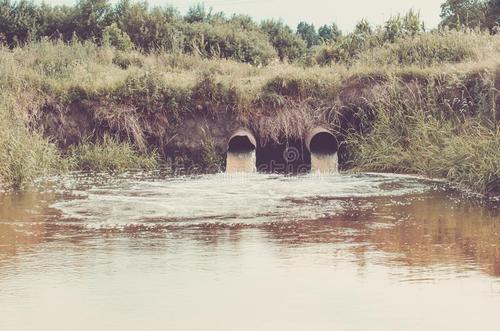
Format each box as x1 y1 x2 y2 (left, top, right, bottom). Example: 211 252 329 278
256 139 310 174
309 132 338 155
228 136 255 153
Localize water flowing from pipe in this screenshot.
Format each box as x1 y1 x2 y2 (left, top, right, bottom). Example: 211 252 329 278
306 127 339 174
226 151 256 173
311 152 339 174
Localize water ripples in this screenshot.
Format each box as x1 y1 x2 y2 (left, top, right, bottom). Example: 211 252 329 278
50 172 432 228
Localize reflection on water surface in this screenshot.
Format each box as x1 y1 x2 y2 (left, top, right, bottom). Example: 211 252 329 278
0 172 499 330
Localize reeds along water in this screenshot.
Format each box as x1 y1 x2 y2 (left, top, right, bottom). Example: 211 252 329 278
226 151 257 173
311 152 339 174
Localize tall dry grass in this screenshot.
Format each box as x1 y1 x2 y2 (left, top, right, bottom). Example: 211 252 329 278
0 94 63 189
346 80 499 195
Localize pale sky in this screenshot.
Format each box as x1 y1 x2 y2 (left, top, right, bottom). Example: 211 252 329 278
39 0 444 32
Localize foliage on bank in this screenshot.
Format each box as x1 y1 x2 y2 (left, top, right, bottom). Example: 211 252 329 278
68 135 159 172
347 82 500 195
0 22 499 195
1 0 499 66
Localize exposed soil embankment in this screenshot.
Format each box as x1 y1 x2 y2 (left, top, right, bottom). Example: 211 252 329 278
38 69 497 171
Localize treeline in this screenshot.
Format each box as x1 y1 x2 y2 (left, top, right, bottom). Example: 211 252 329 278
0 0 499 65
440 0 499 30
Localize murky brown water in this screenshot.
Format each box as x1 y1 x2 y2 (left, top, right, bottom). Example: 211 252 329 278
0 172 499 330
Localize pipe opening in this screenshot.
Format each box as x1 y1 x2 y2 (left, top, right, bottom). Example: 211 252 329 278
228 136 255 154
226 129 257 173
309 132 338 155
305 128 339 174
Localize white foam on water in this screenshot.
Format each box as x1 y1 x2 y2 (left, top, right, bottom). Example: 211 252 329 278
50 172 433 227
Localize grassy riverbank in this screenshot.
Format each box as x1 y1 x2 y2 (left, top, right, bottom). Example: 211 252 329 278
0 30 498 195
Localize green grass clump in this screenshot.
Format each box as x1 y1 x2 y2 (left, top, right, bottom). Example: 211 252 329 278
347 83 499 195
0 126 63 190
0 91 67 190
308 30 500 68
69 136 159 173
0 95 63 190
263 72 338 100
109 70 192 113
442 125 499 195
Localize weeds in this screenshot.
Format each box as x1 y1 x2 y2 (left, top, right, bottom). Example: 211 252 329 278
347 83 499 195
68 135 159 172
0 127 63 190
0 94 63 190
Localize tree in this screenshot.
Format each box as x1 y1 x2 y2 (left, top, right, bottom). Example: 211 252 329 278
318 22 341 42
72 0 113 40
0 0 41 45
318 24 331 41
38 3 75 41
228 14 259 31
353 19 372 35
102 22 133 50
296 21 318 47
185 3 211 23
260 19 306 61
384 10 424 42
113 0 181 51
485 0 500 30
440 0 488 29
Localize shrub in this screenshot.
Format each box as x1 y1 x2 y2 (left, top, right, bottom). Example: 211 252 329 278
383 10 424 42
112 50 143 68
192 69 243 109
0 0 40 46
102 23 133 51
260 19 306 61
307 23 382 66
109 71 191 113
114 1 183 52
183 22 276 65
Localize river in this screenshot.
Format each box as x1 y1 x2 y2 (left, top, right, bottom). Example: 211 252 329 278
0 172 499 330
